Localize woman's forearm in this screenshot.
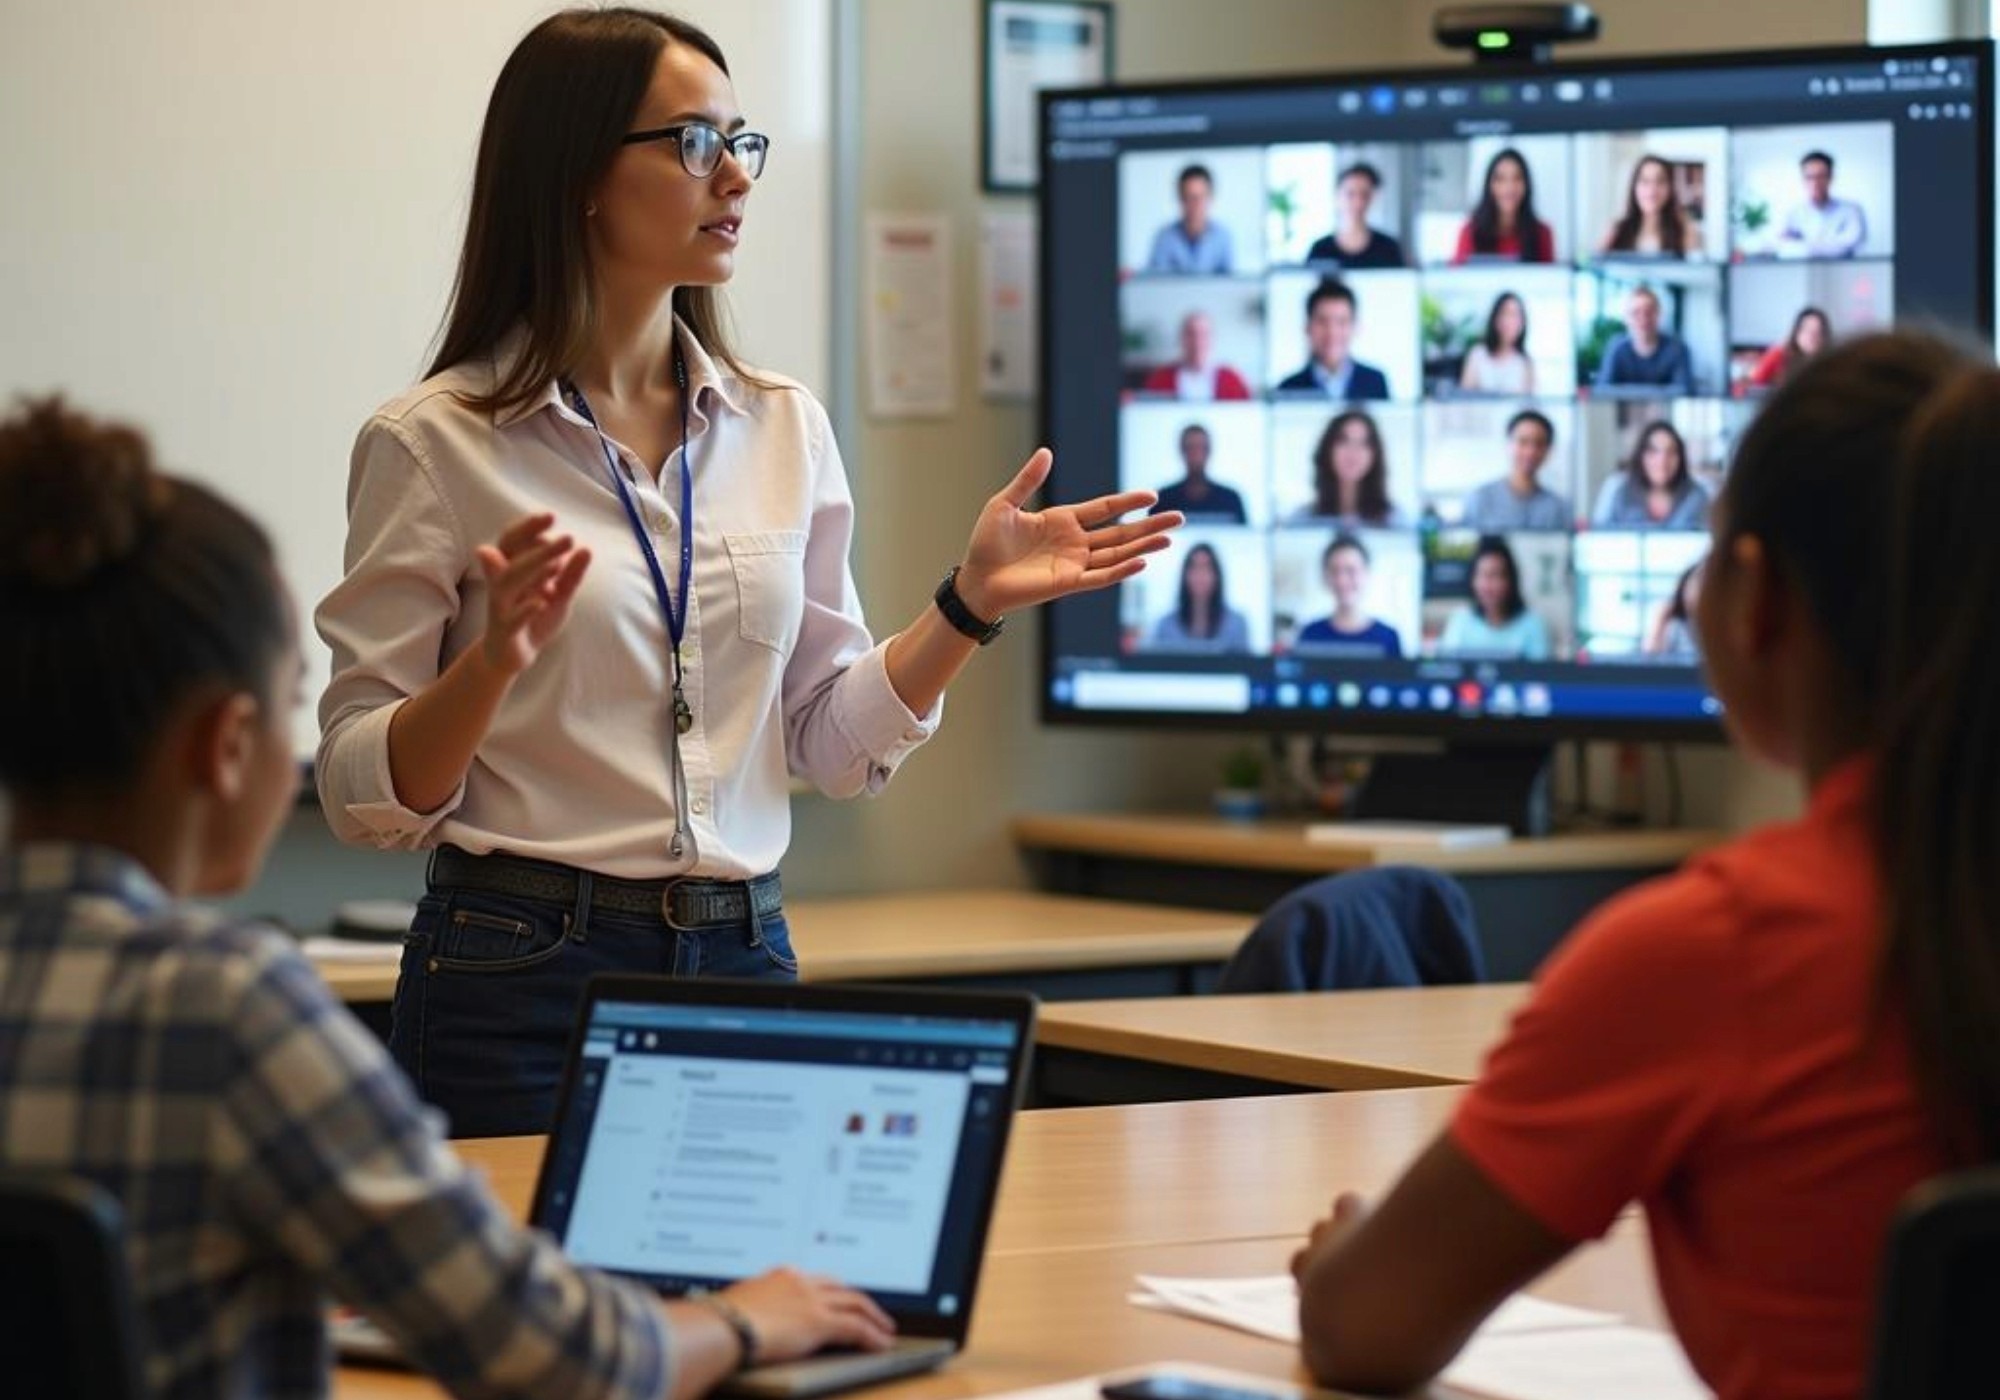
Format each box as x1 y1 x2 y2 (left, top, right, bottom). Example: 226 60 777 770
882 599 982 718
385 646 516 814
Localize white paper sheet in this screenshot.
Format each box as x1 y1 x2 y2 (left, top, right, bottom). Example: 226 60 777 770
1128 1274 1706 1399
866 213 955 417
1441 1325 1711 1400
1130 1274 1620 1347
979 208 1038 399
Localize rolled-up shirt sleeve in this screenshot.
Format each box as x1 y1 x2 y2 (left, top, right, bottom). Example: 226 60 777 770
315 416 470 848
780 406 941 799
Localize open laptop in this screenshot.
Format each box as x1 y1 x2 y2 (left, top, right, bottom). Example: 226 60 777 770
339 975 1036 1397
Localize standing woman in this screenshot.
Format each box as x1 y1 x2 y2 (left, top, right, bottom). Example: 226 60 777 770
316 8 1178 1137
1452 149 1555 265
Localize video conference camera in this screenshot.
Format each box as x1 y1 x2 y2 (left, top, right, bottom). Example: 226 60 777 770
1434 4 1601 64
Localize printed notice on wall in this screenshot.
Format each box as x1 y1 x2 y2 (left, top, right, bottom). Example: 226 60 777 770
979 209 1037 400
866 213 956 418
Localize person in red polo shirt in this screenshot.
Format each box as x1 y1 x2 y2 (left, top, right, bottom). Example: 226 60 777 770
1290 328 2000 1400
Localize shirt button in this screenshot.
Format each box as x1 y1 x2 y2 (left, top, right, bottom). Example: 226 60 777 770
691 799 707 815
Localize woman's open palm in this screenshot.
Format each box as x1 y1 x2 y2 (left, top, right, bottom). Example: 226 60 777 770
957 449 1182 618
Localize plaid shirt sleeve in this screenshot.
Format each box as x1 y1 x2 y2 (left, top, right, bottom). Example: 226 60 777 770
208 940 672 1400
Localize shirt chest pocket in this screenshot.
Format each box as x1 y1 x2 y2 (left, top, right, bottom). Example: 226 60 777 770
723 530 809 654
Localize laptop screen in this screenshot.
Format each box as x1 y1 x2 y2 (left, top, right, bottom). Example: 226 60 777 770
532 990 1029 1324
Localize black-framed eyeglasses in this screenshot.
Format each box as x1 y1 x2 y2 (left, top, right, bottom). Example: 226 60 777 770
621 122 770 181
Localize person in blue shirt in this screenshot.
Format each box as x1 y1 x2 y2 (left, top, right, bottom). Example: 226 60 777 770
1276 279 1391 400
1145 164 1235 274
1437 536 1551 660
1294 532 1403 657
1594 284 1693 394
1151 422 1248 522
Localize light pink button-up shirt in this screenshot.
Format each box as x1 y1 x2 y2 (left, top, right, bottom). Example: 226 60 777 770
315 328 938 880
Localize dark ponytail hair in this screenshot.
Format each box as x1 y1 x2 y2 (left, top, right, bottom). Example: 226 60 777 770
1717 329 2000 1160
0 398 288 799
1877 358 2000 1163
426 7 769 415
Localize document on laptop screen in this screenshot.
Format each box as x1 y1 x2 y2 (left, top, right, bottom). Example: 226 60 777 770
564 1051 970 1292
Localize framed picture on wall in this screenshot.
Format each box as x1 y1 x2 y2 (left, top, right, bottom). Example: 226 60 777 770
982 0 1114 193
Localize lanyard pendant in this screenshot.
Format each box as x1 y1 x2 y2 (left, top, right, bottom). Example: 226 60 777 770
673 683 694 736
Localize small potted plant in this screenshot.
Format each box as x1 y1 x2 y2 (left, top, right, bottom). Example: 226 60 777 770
1213 745 1268 820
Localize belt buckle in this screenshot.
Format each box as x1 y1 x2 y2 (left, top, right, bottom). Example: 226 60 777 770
661 877 693 931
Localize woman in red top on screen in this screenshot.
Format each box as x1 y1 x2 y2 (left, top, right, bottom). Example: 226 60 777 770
1595 154 1705 259
1140 310 1253 401
1748 306 1832 390
1451 148 1555 265
1290 328 2000 1400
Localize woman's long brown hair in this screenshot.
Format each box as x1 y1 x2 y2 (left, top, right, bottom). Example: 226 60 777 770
425 7 765 413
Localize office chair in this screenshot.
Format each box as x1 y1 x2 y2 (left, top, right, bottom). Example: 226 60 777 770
1866 1166 2000 1399
0 1170 147 1400
1215 866 1485 993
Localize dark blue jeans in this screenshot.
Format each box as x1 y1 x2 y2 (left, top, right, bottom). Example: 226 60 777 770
388 881 798 1138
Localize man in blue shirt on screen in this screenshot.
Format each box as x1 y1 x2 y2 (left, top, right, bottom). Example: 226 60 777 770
1276 279 1391 400
1594 285 1692 394
1146 164 1235 274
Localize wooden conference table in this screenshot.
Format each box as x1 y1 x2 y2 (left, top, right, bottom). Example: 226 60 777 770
1014 814 1716 981
313 891 1255 1009
335 1088 1663 1400
1032 984 1532 1104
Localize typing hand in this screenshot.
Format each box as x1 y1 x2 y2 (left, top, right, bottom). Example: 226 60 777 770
476 512 592 677
1290 1191 1370 1280
953 449 1182 621
723 1267 896 1364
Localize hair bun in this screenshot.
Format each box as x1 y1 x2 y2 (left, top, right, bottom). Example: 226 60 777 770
0 396 171 589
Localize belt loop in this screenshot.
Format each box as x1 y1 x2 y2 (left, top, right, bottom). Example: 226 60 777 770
745 885 765 949
571 868 593 943
423 845 443 893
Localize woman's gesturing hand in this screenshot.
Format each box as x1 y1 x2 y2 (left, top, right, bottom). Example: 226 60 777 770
476 512 592 677
952 449 1183 621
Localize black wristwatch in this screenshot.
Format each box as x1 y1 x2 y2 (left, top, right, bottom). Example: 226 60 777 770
689 1290 760 1370
934 566 1004 645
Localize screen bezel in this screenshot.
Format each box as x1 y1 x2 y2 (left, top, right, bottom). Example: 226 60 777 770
529 975 1039 1343
1035 38 1996 746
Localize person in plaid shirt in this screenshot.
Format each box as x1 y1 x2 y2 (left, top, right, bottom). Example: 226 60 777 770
0 398 893 1399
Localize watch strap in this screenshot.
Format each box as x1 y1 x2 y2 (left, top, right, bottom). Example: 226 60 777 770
688 1289 760 1371
934 566 1004 645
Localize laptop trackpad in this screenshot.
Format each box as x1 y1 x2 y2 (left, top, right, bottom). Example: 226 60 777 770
719 1337 956 1399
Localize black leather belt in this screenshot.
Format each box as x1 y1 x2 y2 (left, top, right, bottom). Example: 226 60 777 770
429 847 782 931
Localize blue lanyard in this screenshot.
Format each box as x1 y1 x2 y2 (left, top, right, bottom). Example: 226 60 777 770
562 345 696 736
